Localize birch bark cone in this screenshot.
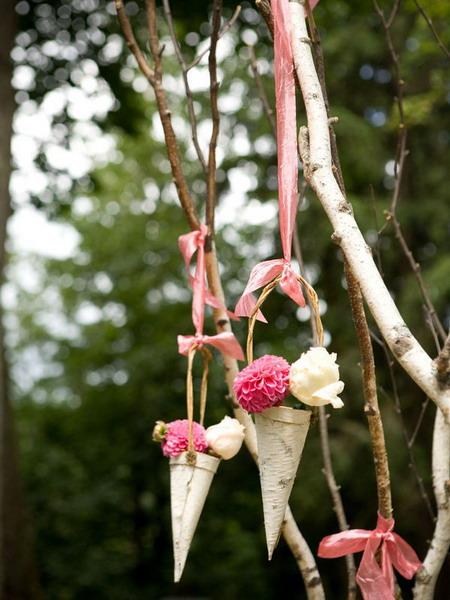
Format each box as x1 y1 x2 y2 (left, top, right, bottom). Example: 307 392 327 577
255 406 311 559
170 452 220 582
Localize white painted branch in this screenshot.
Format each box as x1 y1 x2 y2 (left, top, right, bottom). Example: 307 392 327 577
289 0 450 418
413 408 450 599
205 249 325 599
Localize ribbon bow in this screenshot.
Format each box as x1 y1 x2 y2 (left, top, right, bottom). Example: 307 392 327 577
177 332 244 360
318 513 421 600
178 225 244 360
235 0 306 321
179 224 238 329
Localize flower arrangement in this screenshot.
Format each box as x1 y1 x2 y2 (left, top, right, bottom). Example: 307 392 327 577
233 355 290 413
153 416 245 461
233 346 344 413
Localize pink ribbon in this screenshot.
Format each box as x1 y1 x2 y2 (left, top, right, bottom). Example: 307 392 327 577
179 225 238 328
235 0 306 320
177 332 244 360
318 513 421 600
178 225 244 360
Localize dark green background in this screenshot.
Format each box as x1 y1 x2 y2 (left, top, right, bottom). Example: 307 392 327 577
9 0 450 597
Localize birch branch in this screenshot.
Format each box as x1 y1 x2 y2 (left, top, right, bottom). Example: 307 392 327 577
413 407 450 599
289 0 450 419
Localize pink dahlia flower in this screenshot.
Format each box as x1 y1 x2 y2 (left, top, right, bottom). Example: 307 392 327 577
161 419 208 457
233 355 290 413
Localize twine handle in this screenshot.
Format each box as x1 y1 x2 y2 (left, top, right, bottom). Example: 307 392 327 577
246 273 324 365
186 345 212 461
199 347 212 426
186 347 196 457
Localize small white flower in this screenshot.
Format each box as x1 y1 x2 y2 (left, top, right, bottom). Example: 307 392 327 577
289 347 344 409
206 416 245 460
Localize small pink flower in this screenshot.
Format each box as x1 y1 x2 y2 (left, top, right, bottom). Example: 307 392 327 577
161 419 208 457
233 355 290 413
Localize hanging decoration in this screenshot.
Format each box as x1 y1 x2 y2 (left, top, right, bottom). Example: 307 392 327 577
178 225 244 360
318 513 422 599
235 0 305 322
234 272 343 559
153 224 245 582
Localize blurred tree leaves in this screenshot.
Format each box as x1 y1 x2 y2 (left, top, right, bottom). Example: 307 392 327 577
8 0 450 598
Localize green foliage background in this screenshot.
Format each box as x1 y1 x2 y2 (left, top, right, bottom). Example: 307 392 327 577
9 0 450 598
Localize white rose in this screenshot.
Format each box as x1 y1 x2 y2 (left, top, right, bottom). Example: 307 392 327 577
289 347 344 409
206 416 246 460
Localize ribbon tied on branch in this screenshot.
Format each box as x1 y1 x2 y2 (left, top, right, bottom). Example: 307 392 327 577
235 0 307 321
177 224 244 360
318 513 421 599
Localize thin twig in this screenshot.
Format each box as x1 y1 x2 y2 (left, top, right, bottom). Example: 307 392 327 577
143 0 199 230
413 0 450 60
114 0 155 83
248 45 276 136
254 0 273 38
345 262 393 519
409 397 430 448
373 0 446 344
205 0 222 238
162 0 207 172
376 338 436 522
435 333 450 388
187 5 242 70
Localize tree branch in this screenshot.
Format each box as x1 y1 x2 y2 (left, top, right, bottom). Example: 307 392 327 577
413 0 450 60
373 0 446 345
414 408 450 599
206 0 222 238
144 0 200 230
161 0 207 172
345 263 393 519
248 45 276 136
114 0 156 84
187 5 242 71
435 333 450 388
289 0 450 418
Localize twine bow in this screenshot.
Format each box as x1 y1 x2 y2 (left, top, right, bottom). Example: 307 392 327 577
318 513 421 600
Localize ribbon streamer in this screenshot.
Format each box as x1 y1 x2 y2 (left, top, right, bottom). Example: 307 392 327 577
178 225 244 360
179 225 239 328
235 0 306 320
318 513 421 600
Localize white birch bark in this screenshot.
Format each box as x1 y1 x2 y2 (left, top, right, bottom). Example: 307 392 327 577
413 408 450 599
288 2 450 596
288 0 450 419
255 406 310 559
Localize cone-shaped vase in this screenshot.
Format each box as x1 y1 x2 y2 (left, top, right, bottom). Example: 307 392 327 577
170 451 220 582
255 406 310 559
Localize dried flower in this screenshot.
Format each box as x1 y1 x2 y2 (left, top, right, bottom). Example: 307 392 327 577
206 416 245 460
161 419 208 457
152 420 167 443
289 347 344 408
233 355 290 413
